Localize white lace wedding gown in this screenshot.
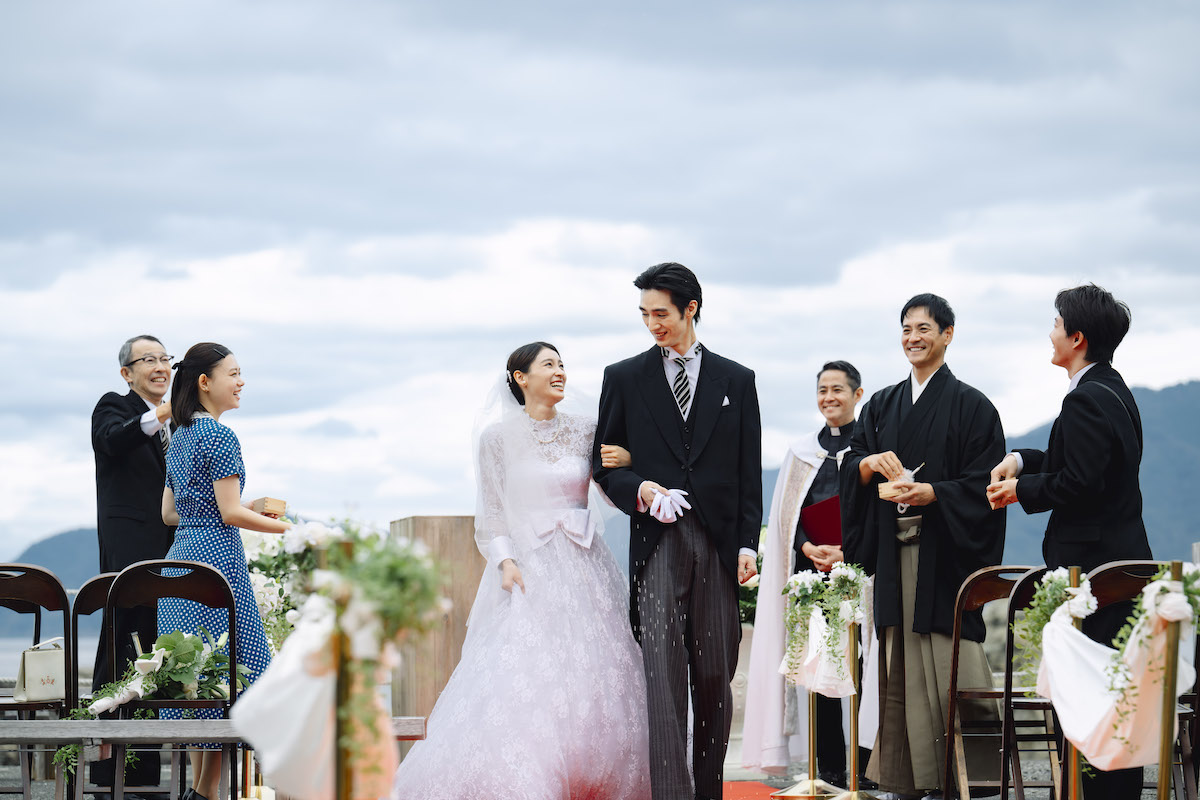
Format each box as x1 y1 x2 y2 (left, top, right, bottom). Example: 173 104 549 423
391 413 651 800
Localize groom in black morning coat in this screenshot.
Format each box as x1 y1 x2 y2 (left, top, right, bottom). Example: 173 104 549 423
90 335 176 791
988 284 1152 800
594 263 762 800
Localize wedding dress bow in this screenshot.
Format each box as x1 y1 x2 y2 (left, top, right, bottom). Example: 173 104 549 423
526 509 596 550
650 488 692 523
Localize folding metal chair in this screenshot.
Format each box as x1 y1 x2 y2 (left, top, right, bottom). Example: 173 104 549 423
943 564 1032 799
1001 565 1062 800
104 560 239 800
0 564 72 799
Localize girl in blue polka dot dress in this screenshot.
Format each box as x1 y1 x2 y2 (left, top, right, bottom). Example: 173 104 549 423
160 342 291 800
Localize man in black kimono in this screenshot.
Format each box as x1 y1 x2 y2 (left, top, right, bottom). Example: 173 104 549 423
841 294 1006 799
988 284 1150 800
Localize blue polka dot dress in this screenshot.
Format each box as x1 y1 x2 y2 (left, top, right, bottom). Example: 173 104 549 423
159 413 271 729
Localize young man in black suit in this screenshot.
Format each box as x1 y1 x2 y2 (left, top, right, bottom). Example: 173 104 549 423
90 335 176 793
593 263 762 800
988 284 1151 800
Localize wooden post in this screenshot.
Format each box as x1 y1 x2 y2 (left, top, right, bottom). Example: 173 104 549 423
1068 566 1082 800
1157 560 1184 800
390 516 485 758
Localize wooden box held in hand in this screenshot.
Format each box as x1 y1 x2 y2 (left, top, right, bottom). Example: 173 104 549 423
251 497 287 516
877 482 905 500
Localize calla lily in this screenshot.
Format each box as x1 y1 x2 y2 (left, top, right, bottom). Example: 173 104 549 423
134 648 167 674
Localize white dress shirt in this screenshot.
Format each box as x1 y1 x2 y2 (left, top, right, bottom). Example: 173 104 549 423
138 396 169 441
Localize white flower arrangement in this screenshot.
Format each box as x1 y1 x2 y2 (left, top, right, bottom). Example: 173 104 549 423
780 562 869 685
1064 580 1098 619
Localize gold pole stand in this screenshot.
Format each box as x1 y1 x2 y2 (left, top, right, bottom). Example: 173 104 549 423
772 689 839 798
833 621 876 800
1157 560 1184 800
1067 566 1083 800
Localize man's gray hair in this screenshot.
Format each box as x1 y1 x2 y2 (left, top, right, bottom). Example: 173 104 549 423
118 335 164 366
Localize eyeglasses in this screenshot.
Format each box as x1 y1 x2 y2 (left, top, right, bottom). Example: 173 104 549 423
124 354 174 367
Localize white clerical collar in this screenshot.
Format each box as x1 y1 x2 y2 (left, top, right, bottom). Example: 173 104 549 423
1068 361 1097 393
910 365 942 405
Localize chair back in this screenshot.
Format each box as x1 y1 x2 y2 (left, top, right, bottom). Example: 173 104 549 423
0 564 73 708
952 564 1035 636
1004 566 1049 690
106 560 239 705
1086 560 1164 609
70 573 116 707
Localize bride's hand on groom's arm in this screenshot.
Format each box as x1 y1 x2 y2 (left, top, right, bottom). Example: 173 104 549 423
599 444 631 469
500 558 525 594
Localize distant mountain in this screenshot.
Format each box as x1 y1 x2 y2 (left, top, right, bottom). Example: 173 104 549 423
1 527 99 639
760 380 1200 568
8 380 1196 640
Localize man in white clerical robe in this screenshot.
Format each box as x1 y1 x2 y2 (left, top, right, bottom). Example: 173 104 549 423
742 361 876 785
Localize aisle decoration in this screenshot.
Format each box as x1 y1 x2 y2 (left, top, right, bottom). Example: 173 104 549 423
1033 563 1199 770
779 561 867 696
232 520 445 800
53 628 248 774
244 520 340 653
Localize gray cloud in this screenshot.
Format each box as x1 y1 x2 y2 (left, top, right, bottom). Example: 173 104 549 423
2 0 1199 555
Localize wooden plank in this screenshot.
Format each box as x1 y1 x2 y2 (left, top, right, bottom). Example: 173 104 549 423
391 516 482 757
0 716 425 744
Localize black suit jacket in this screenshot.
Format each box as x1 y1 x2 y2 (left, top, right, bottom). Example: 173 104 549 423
1015 362 1151 573
89 389 176 739
592 345 762 581
91 390 176 573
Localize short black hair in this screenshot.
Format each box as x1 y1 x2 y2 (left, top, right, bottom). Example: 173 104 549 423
1055 284 1130 364
634 262 703 323
901 293 955 331
506 342 560 405
817 360 862 393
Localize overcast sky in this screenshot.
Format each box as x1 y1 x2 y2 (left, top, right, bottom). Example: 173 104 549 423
3 1 1199 559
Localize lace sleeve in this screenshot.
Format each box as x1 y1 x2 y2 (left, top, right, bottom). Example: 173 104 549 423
474 424 514 566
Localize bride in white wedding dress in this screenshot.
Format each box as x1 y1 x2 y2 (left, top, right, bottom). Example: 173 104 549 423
391 342 651 800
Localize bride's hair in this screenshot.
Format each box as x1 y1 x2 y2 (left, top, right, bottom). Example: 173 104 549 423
506 341 559 405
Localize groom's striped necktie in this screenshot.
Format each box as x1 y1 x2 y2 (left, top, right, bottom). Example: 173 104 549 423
663 347 694 417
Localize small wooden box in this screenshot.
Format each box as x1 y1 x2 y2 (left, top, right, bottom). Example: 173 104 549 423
877 482 905 500
251 497 287 516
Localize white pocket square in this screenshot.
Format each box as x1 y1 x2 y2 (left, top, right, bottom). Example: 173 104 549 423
722 396 730 407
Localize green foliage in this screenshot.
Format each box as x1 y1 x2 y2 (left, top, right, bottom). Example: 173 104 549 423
323 524 444 642
1011 568 1071 690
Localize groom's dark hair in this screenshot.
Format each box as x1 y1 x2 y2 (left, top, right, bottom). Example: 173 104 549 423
634 262 702 323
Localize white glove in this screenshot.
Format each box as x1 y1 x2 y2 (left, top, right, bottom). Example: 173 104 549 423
650 489 691 523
